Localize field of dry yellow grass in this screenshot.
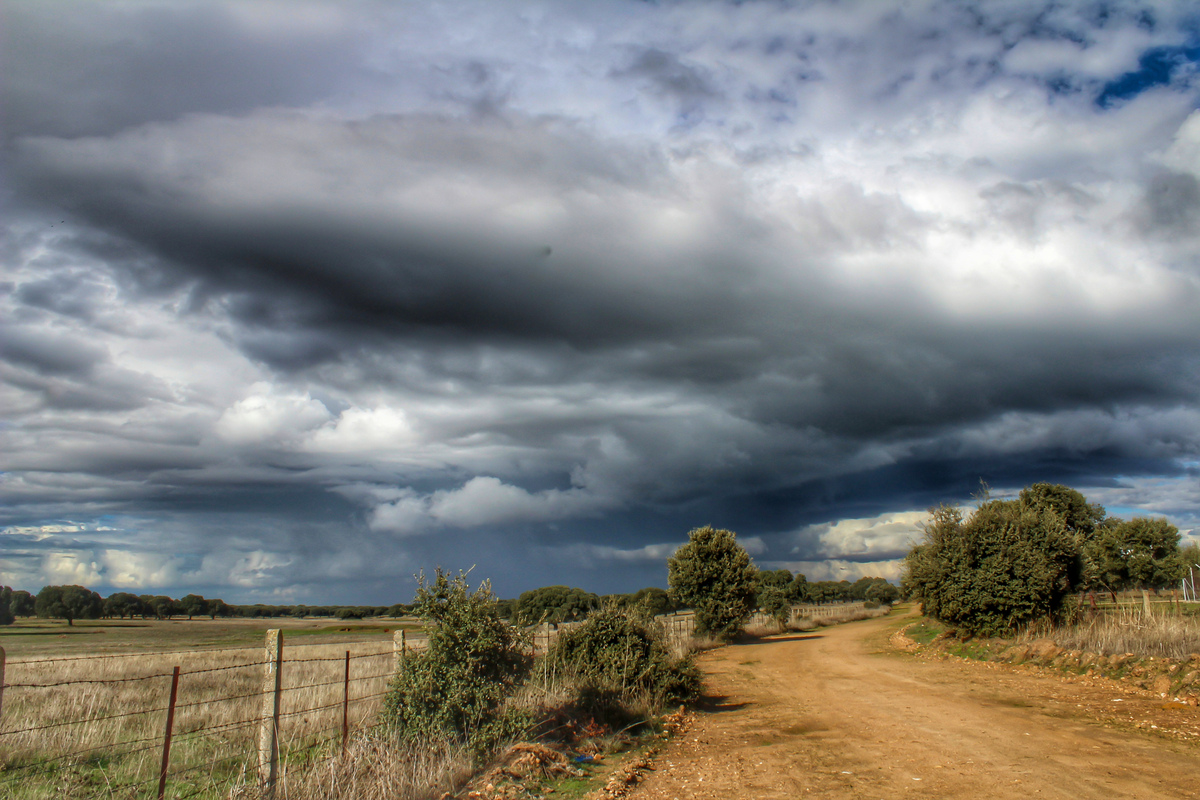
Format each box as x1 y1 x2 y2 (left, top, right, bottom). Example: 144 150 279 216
0 619 424 799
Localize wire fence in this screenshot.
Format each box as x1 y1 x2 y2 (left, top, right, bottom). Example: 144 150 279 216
0 633 416 799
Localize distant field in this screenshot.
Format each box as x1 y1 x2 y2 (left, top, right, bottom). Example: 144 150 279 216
0 616 423 660
1 618 431 798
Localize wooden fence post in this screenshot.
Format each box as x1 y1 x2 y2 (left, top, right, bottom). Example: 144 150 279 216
157 666 180 800
259 629 283 796
0 646 6 722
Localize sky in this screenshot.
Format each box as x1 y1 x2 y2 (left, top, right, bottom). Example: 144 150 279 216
2 0 1200 605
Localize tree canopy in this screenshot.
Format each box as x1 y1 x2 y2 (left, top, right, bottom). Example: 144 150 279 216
35 585 104 626
667 525 757 640
512 585 599 625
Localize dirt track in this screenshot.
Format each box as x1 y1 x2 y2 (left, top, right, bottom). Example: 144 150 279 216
628 613 1200 799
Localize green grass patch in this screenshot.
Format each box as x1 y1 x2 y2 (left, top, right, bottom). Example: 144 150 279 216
905 618 947 645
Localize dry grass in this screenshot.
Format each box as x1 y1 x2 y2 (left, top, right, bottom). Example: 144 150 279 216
1022 606 1200 660
274 733 473 800
0 640 404 799
810 605 889 627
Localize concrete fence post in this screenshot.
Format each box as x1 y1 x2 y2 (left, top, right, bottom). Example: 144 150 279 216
259 629 283 796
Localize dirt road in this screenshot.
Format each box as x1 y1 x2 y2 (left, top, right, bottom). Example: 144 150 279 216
628 613 1199 799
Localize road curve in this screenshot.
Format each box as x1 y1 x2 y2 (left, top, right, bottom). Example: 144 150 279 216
628 612 1199 799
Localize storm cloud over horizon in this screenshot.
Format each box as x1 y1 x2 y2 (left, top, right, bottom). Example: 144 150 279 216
2 0 1200 603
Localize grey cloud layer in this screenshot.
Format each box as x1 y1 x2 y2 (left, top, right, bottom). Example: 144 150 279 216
2 1 1199 600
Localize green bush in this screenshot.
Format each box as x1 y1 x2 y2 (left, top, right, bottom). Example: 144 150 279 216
668 525 757 640
382 570 532 757
545 604 700 722
903 496 1082 635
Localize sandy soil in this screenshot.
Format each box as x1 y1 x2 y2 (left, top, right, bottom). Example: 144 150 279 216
627 612 1200 799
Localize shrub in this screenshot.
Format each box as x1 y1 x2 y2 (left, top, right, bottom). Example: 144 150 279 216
545 604 700 723
382 570 532 757
903 499 1081 636
668 525 757 640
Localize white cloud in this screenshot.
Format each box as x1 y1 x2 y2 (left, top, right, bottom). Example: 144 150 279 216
42 551 103 585
795 510 930 561
368 476 617 533
306 405 415 453
215 382 331 445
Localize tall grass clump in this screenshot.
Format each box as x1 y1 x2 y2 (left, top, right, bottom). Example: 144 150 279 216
1022 606 1200 660
276 733 474 800
381 570 532 759
540 604 700 726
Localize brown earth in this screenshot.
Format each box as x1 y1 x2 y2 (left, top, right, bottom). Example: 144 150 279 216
626 612 1200 799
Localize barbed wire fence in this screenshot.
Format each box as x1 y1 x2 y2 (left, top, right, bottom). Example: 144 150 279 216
0 632 416 799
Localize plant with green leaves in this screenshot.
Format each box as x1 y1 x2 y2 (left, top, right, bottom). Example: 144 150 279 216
382 569 532 757
667 525 757 640
903 496 1082 636
545 603 700 721
1084 517 1184 610
34 584 103 626
0 586 15 625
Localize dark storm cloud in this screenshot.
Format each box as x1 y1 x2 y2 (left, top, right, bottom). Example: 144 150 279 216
3 1 1200 601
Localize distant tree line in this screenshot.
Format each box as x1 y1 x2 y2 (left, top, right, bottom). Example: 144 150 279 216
0 586 414 626
4 555 900 631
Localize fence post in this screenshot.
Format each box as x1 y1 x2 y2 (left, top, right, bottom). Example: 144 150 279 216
342 650 350 754
259 629 283 796
0 646 6 722
393 630 406 674
157 666 180 800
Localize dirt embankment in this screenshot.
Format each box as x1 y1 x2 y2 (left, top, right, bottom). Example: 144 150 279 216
625 613 1200 799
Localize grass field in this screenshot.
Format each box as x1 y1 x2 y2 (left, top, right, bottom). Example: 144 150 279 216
0 616 421 659
0 618 427 799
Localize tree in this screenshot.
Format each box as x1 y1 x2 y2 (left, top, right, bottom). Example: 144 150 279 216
10 590 35 617
382 569 531 756
104 592 144 619
0 586 15 625
35 585 103 626
790 573 810 603
755 569 796 624
864 580 900 605
1085 517 1183 610
180 594 208 620
513 585 599 625
902 495 1082 635
667 526 757 640
627 586 675 616
207 599 230 619
1018 483 1104 536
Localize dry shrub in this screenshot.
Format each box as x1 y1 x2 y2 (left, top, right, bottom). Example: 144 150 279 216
1022 607 1200 660
742 622 784 638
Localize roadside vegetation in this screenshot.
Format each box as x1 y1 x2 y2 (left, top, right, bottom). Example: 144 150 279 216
902 482 1199 665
